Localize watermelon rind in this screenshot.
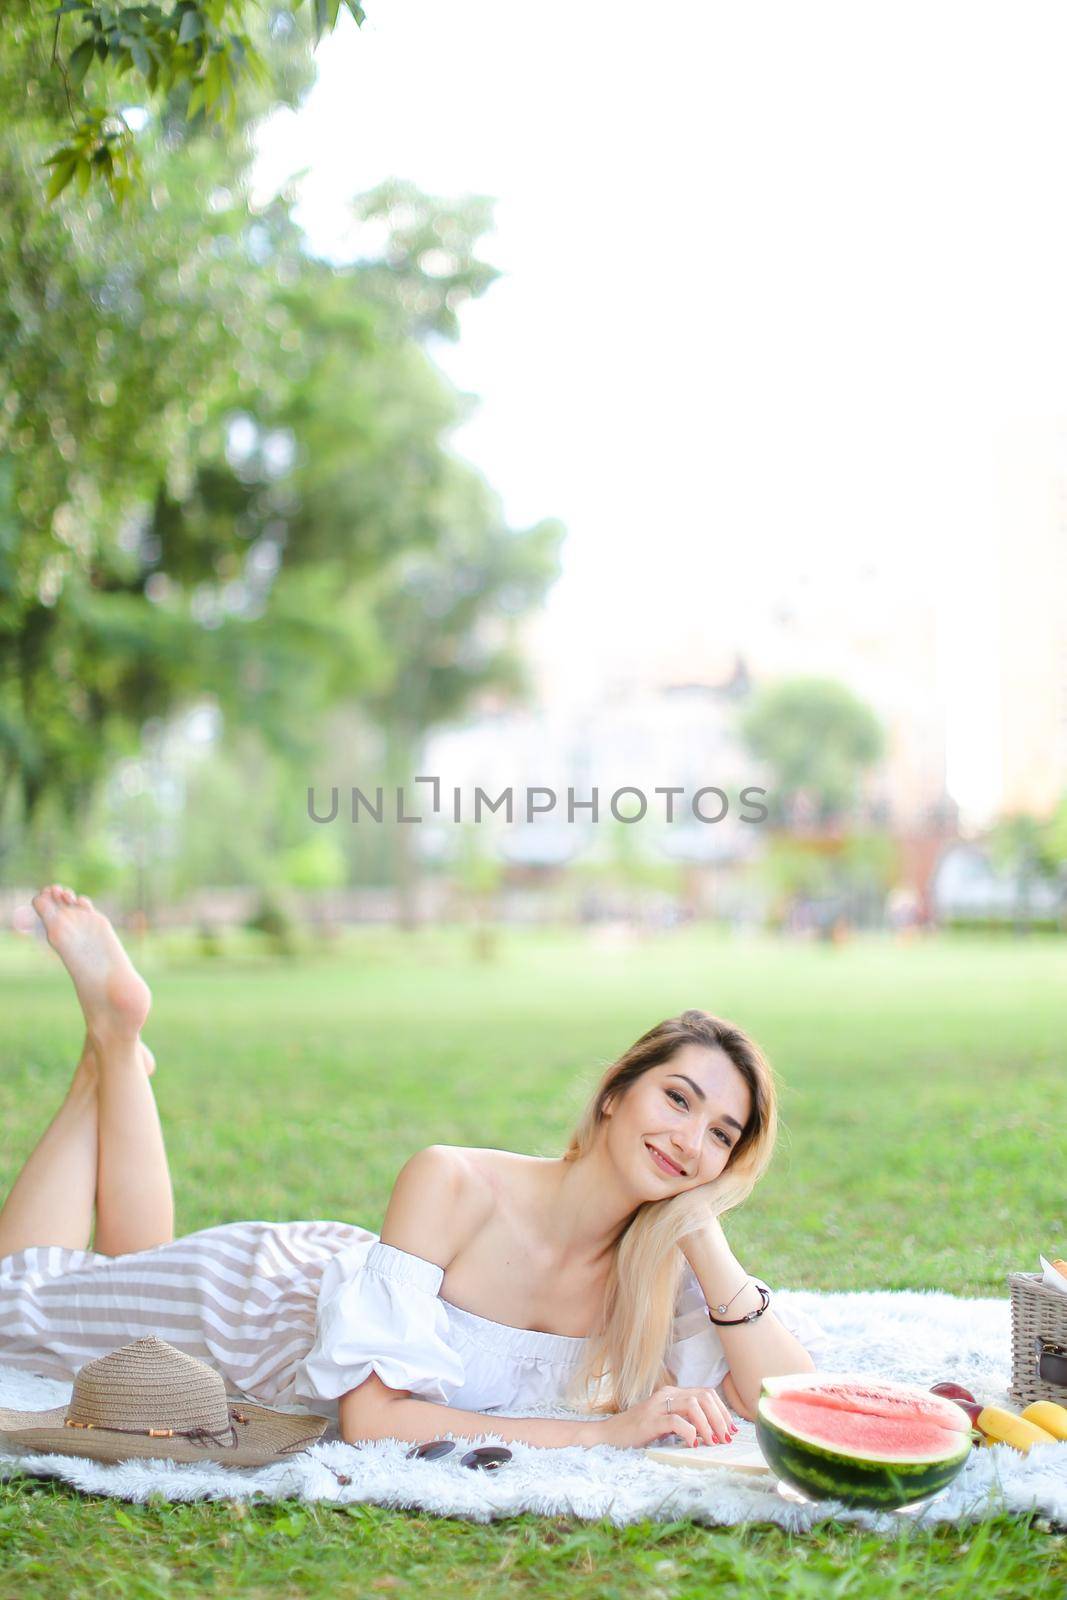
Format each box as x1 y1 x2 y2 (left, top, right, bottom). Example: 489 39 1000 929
755 1392 972 1510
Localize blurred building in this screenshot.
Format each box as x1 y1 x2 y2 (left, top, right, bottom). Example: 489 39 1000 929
597 556 952 833
427 557 952 846
742 556 951 831
930 839 1064 926
993 423 1067 820
416 555 960 933
421 660 761 873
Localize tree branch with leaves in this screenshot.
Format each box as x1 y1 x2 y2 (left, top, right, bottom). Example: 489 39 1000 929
31 0 365 201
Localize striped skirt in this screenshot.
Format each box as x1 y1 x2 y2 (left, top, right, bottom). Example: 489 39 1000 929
0 1218 375 1414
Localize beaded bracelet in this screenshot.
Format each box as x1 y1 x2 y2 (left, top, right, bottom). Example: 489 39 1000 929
706 1281 771 1325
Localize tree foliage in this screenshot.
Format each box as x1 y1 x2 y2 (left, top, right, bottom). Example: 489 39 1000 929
15 0 364 203
739 676 885 824
1 10 564 865
987 804 1067 882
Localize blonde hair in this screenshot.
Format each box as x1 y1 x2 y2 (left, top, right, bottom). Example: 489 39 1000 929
557 1008 780 1414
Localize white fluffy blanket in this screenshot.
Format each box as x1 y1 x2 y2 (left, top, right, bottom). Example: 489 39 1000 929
2 1287 1065 1533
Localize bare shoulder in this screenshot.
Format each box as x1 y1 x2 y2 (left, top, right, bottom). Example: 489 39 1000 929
378 1144 491 1272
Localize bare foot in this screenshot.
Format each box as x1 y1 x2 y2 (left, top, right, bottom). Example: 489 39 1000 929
32 885 151 1043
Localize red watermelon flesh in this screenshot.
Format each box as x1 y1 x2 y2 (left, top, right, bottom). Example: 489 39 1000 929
764 1396 966 1461
761 1375 970 1434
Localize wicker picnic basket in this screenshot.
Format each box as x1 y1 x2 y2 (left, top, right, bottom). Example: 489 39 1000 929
1008 1271 1067 1407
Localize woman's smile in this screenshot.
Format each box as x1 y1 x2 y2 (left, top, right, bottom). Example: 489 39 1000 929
645 1141 686 1178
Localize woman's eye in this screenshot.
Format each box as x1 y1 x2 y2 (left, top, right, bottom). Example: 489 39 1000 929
666 1089 731 1147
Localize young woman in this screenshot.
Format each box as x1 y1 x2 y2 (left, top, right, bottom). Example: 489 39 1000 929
0 885 828 1452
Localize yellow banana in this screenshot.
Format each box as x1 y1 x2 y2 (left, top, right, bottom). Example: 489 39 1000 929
1020 1402 1067 1441
976 1406 1057 1453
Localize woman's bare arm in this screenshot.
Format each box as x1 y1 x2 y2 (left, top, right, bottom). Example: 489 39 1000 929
341 1377 593 1449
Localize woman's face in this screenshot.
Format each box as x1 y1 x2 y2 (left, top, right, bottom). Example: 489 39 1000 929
601 1042 753 1195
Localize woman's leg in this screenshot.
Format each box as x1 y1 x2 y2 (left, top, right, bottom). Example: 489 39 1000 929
2 885 174 1258
0 1033 99 1257
92 1014 174 1257
0 1028 161 1259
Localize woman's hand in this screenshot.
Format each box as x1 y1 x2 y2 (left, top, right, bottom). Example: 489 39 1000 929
593 1386 739 1449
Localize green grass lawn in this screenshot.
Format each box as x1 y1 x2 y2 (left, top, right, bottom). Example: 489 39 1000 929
1 922 1065 1597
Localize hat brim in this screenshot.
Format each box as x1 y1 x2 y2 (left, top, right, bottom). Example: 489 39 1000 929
0 1400 328 1468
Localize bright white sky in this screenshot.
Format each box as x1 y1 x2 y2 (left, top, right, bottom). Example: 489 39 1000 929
253 1 1067 828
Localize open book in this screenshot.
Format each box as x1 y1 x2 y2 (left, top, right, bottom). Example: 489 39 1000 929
644 1437 771 1474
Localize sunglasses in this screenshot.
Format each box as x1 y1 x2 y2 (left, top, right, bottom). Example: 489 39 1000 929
405 1438 513 1471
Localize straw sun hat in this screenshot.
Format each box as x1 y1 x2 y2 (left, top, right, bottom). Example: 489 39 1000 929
0 1337 329 1468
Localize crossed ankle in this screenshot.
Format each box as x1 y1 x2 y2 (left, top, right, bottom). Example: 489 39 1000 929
86 1018 146 1057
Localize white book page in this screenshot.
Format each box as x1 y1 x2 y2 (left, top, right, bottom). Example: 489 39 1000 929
643 1439 770 1473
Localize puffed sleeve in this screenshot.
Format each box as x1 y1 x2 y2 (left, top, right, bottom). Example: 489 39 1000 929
667 1264 832 1391
296 1240 467 1405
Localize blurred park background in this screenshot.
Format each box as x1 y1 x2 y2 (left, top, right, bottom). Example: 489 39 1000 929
2 0 1067 956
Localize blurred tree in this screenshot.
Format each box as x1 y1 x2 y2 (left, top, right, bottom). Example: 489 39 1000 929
987 807 1064 882
739 676 884 825
111 182 511 782
754 830 895 936
452 820 504 961
349 179 501 345
839 829 896 893
1 7 529 864
1046 792 1067 873
755 834 837 926
360 467 564 929
986 806 1066 931
2 9 566 914
0 8 318 831
167 724 279 894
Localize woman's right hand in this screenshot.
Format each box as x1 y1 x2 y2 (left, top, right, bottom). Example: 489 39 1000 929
594 1386 739 1449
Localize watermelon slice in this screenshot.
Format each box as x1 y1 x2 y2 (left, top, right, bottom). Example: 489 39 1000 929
755 1372 973 1509
763 1372 972 1431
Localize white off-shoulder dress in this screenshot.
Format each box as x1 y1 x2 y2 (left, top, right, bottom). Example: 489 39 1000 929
0 1221 831 1428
